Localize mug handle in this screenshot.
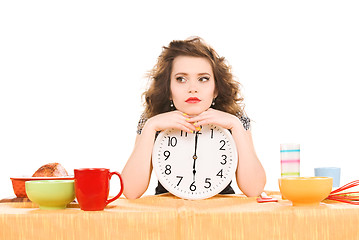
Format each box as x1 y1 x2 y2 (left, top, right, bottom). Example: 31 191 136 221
105 171 124 205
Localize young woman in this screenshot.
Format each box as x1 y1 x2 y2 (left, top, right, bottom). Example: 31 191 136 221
121 37 266 199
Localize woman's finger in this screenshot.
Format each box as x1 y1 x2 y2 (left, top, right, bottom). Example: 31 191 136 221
173 122 196 133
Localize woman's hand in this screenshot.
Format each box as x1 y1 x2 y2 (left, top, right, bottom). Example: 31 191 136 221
144 110 197 134
186 108 242 131
188 108 265 197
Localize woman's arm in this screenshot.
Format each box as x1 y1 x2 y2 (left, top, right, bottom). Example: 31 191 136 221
231 119 266 197
121 111 197 199
121 123 156 199
187 108 266 197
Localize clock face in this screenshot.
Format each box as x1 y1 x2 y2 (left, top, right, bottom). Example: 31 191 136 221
152 124 238 200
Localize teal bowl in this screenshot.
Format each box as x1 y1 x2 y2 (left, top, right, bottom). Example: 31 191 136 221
25 180 75 210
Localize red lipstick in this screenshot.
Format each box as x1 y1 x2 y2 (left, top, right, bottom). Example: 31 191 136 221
185 97 201 103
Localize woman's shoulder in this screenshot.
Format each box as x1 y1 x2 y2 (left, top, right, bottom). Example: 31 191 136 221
136 112 148 135
235 112 251 131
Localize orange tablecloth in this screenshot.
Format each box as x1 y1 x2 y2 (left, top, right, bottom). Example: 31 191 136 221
1 192 359 240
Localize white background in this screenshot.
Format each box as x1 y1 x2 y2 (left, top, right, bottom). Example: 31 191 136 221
1 0 358 198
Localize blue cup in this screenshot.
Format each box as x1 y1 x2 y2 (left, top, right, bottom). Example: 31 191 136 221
314 167 341 188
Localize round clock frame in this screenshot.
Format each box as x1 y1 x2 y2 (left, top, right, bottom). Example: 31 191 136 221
152 124 238 200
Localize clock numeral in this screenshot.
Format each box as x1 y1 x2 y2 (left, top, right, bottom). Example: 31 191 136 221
219 140 226 150
210 129 214 139
190 182 197 191
176 176 183 186
163 150 170 160
216 169 223 178
164 165 171 175
180 130 188 137
204 178 211 188
220 155 227 165
167 137 177 147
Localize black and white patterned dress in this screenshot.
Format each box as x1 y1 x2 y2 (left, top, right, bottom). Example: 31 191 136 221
137 112 250 134
136 112 251 195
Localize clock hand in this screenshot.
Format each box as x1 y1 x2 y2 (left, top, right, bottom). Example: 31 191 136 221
192 132 199 182
193 156 197 182
194 131 198 157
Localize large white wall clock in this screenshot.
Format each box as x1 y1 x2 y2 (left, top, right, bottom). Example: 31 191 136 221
152 124 238 200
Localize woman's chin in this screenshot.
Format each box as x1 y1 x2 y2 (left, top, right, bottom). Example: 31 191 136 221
183 111 201 117
178 106 210 116
185 108 208 117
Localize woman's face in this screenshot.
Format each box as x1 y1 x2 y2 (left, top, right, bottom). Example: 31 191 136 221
170 56 217 116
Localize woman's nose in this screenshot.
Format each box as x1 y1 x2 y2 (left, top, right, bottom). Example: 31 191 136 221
187 80 198 93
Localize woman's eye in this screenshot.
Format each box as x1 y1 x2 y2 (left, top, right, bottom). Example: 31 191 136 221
176 77 186 82
199 77 210 82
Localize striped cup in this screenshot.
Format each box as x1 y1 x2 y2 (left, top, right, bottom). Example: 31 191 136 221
280 143 300 177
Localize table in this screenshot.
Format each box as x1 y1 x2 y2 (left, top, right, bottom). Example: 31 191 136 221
1 192 359 240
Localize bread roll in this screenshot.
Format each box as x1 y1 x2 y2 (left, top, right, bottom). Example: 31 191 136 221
32 163 68 177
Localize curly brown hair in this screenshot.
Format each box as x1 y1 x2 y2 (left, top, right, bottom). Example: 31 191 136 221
143 37 244 118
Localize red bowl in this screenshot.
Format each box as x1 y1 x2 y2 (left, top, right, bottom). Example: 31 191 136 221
10 176 74 198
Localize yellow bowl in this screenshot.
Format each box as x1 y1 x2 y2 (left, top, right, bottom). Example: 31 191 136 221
25 180 75 210
278 177 333 206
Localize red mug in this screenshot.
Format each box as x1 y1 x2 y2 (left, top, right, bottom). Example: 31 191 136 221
74 168 124 211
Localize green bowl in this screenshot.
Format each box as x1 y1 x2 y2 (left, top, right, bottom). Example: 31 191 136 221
25 180 75 210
